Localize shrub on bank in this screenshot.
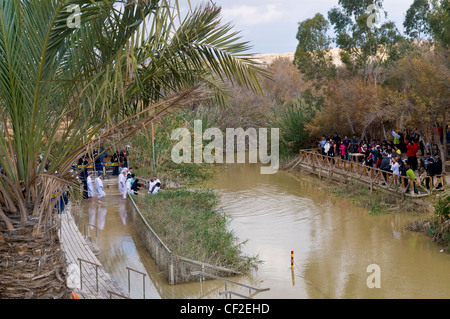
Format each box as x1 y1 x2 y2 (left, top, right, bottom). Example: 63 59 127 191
329 180 424 215
414 191 450 250
133 189 259 272
125 114 216 186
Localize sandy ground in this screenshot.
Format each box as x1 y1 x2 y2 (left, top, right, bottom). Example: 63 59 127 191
252 48 343 67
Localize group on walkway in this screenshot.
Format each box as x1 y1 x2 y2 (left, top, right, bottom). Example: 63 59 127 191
86 171 106 203
316 127 446 193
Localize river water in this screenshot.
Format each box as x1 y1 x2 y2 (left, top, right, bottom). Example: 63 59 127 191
71 163 450 299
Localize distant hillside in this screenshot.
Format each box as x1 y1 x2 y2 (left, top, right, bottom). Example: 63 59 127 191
252 48 343 67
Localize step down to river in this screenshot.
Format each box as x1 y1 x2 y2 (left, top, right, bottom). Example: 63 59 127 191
219 290 252 299
190 271 270 299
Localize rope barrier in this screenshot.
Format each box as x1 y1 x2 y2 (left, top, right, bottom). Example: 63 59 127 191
294 262 331 299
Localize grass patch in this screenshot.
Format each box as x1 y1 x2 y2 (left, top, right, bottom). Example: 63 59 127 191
133 189 260 272
329 181 423 215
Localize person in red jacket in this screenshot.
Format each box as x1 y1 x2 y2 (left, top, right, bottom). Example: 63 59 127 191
406 139 420 171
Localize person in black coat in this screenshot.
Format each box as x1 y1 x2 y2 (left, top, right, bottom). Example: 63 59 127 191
379 152 391 184
424 153 435 190
78 154 89 199
111 151 119 176
398 159 408 188
433 153 443 189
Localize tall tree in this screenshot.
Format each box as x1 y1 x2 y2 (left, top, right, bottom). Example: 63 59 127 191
294 13 336 83
328 0 404 86
307 76 383 139
427 0 450 47
387 48 450 166
404 0 432 40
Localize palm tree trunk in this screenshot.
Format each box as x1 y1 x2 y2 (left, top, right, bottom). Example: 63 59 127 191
0 207 14 231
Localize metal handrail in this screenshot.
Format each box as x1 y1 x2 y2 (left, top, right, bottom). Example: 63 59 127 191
77 258 100 293
128 195 172 254
126 266 146 299
78 258 130 299
108 290 132 299
190 270 270 295
219 291 252 299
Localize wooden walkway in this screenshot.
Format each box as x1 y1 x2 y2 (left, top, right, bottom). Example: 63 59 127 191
57 203 129 299
292 149 447 198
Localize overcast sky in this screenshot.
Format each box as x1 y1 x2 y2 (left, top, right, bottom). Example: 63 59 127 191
185 0 415 54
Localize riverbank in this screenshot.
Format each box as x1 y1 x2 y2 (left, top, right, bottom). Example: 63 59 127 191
283 156 430 212
284 157 450 252
132 189 260 273
406 190 450 252
125 132 263 275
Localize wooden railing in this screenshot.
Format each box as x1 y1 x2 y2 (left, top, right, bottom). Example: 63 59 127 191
298 150 446 196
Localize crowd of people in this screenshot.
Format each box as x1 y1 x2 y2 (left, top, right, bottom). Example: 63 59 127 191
79 145 162 202
117 167 146 199
77 146 130 176
316 126 447 193
85 167 162 202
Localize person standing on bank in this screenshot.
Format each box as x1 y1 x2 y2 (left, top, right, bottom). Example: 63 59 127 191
433 153 443 189
424 153 435 190
95 172 106 203
86 171 95 203
379 152 391 185
351 134 360 159
111 150 119 176
391 156 400 186
405 163 418 194
126 174 133 196
118 168 128 200
406 139 420 171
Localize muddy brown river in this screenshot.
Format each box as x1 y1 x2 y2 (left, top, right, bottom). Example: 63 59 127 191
71 163 450 299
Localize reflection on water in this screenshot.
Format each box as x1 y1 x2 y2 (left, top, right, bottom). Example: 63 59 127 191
72 198 162 299
72 163 450 299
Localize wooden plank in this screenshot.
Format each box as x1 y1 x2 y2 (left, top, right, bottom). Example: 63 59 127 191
58 203 126 299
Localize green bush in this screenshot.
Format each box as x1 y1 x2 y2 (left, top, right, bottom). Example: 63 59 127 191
434 191 450 220
271 89 323 155
126 111 215 185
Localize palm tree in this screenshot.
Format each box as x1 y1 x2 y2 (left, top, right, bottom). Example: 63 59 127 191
0 0 267 298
